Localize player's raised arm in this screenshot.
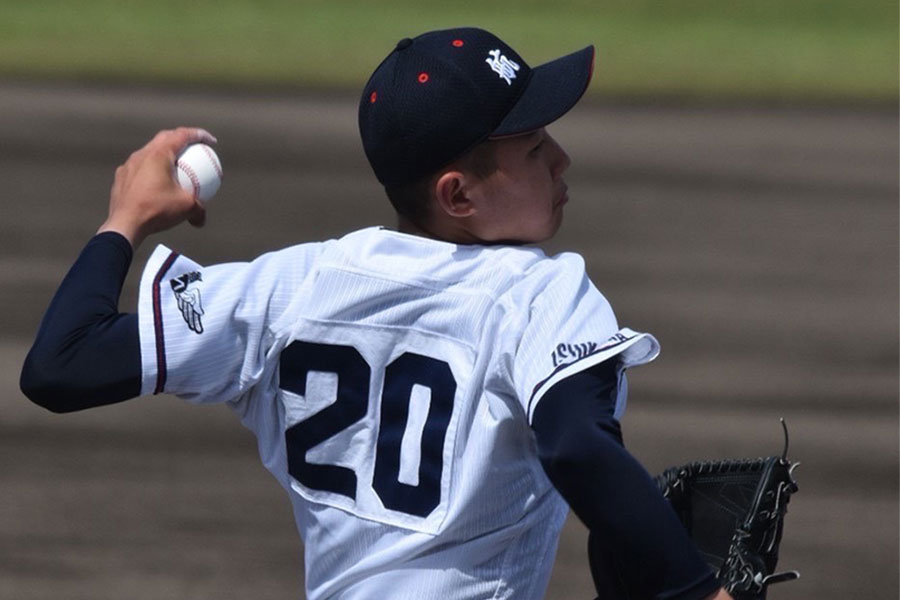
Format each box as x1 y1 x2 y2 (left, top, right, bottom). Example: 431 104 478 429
21 128 216 412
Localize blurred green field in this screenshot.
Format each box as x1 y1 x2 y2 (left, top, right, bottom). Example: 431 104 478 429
0 0 897 101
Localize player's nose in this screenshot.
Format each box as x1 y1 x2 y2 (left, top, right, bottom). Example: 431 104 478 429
547 134 571 179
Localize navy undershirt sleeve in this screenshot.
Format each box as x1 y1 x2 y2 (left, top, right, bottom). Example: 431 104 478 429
20 232 142 412
531 360 721 600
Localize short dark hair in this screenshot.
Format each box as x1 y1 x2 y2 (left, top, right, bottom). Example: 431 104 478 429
385 139 499 223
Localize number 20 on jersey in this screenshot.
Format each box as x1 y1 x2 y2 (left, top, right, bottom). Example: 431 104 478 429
280 340 457 520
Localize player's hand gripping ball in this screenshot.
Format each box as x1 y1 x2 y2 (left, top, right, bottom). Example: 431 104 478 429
175 143 222 206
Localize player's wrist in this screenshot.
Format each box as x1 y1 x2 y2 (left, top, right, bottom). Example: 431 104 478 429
97 217 144 250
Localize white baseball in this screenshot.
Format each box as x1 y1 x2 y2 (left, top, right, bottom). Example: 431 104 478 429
175 143 222 206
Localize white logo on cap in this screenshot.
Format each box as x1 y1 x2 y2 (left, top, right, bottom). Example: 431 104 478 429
486 49 520 85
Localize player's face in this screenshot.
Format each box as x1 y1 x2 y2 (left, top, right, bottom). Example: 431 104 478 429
468 128 571 244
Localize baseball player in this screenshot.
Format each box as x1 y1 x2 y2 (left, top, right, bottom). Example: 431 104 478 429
22 28 732 600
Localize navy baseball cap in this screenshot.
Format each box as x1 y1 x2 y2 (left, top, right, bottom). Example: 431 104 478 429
359 27 594 188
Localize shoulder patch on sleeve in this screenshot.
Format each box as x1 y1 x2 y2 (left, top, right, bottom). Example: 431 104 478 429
169 271 205 334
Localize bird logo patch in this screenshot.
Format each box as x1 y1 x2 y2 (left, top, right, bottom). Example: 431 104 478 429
170 271 205 334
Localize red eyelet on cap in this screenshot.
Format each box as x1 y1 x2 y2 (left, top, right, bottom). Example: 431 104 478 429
452 40 464 47
370 91 377 103
418 72 429 83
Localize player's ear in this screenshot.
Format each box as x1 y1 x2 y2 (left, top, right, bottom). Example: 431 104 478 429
434 170 476 218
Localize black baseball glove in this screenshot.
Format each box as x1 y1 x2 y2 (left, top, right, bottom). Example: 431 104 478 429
653 422 800 599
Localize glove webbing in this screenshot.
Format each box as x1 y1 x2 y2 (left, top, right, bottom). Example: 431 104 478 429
655 456 799 599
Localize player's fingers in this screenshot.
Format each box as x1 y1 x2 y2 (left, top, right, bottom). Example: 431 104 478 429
142 124 211 145
153 127 217 153
193 127 217 145
174 126 217 146
187 203 207 229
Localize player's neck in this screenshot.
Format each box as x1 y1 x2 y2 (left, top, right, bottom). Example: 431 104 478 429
395 216 541 248
395 215 481 246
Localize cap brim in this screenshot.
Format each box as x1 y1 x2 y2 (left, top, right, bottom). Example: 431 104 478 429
491 45 595 137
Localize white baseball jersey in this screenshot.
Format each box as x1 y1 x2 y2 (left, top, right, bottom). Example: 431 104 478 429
137 226 659 600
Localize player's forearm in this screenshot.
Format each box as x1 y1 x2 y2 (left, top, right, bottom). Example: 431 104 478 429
542 424 719 599
532 364 720 600
20 232 142 412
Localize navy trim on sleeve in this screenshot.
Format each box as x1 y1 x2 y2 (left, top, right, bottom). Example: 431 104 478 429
526 332 636 418
150 250 180 394
531 360 720 600
20 232 142 412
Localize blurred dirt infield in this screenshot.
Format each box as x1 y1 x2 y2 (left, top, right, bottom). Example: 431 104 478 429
1 82 897 599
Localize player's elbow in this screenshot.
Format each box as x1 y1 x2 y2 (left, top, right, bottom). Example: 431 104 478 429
21 333 142 412
20 349 82 413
